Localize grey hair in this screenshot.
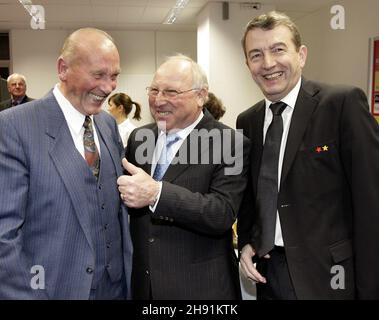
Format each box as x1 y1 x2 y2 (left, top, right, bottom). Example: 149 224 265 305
164 54 209 90
7 73 26 84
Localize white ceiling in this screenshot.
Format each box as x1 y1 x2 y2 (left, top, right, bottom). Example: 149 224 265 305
0 0 336 31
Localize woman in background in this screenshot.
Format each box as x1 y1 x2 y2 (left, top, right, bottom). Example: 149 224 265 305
108 93 141 147
203 92 226 120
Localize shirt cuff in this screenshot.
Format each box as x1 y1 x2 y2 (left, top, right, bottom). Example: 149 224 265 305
149 181 162 212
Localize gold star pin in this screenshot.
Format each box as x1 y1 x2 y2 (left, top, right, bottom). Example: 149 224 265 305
322 145 329 151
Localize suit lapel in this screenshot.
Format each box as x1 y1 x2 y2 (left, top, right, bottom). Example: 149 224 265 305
280 80 319 185
43 92 94 252
94 115 123 176
249 102 265 191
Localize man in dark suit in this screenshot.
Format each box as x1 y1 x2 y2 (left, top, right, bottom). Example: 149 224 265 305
0 73 33 111
0 28 132 299
237 11 379 299
117 54 249 300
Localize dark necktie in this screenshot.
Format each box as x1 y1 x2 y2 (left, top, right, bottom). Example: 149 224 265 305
152 134 180 181
255 102 287 257
12 100 19 107
83 116 100 179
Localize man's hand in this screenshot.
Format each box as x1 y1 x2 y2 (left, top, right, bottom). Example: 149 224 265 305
117 158 160 208
240 244 269 283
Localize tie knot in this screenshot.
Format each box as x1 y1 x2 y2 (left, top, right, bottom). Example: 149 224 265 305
83 116 92 129
270 102 287 116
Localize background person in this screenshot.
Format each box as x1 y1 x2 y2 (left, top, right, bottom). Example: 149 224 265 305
203 91 226 120
0 73 33 111
107 92 142 147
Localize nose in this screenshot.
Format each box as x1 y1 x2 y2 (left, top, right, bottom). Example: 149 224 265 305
153 91 167 106
262 52 276 69
100 78 117 95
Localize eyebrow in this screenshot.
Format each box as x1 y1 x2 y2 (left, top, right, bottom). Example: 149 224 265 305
248 42 288 55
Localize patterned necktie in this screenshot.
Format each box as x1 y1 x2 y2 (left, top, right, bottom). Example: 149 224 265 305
152 134 180 181
255 102 287 257
83 116 100 179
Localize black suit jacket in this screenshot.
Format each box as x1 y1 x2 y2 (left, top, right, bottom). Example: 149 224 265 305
237 78 379 299
126 109 250 300
0 95 33 111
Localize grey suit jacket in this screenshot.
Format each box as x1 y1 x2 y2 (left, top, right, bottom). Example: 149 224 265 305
0 91 133 299
237 78 379 299
126 109 250 300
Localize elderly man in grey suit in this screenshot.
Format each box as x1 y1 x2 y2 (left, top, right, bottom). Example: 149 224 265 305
117 54 249 300
0 28 132 299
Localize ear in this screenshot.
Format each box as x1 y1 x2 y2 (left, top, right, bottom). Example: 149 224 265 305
196 88 208 107
298 45 307 68
57 57 69 81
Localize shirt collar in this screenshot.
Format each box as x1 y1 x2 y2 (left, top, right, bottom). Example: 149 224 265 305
265 77 302 110
53 83 92 134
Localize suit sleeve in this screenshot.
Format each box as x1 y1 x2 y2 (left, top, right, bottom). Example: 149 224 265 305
0 114 48 299
154 132 250 236
340 87 379 299
235 114 256 252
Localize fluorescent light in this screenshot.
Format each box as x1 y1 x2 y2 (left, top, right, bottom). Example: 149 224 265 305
163 0 190 24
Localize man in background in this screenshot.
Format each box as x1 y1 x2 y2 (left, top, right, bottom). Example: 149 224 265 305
0 73 33 111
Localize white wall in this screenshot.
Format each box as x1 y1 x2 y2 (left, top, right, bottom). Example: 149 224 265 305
9 29 196 126
10 29 69 99
297 0 379 123
298 0 379 94
198 2 274 128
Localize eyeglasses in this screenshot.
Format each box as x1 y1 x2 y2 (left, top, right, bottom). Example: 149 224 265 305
146 87 199 98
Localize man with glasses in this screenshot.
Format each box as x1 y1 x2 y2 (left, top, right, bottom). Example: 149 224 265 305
117 54 249 300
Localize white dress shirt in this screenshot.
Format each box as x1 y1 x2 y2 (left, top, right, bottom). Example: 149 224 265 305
53 84 101 158
263 77 302 247
149 111 204 212
118 118 137 148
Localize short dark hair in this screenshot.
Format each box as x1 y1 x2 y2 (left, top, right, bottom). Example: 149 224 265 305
241 11 302 58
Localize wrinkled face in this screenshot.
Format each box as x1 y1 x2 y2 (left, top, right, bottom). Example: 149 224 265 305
149 60 206 132
245 25 307 101
8 76 26 99
58 42 120 116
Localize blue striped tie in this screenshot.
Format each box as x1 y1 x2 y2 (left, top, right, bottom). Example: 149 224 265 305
153 134 180 181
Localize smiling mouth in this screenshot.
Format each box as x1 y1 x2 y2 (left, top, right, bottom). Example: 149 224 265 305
89 93 106 102
263 71 284 80
157 111 171 116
